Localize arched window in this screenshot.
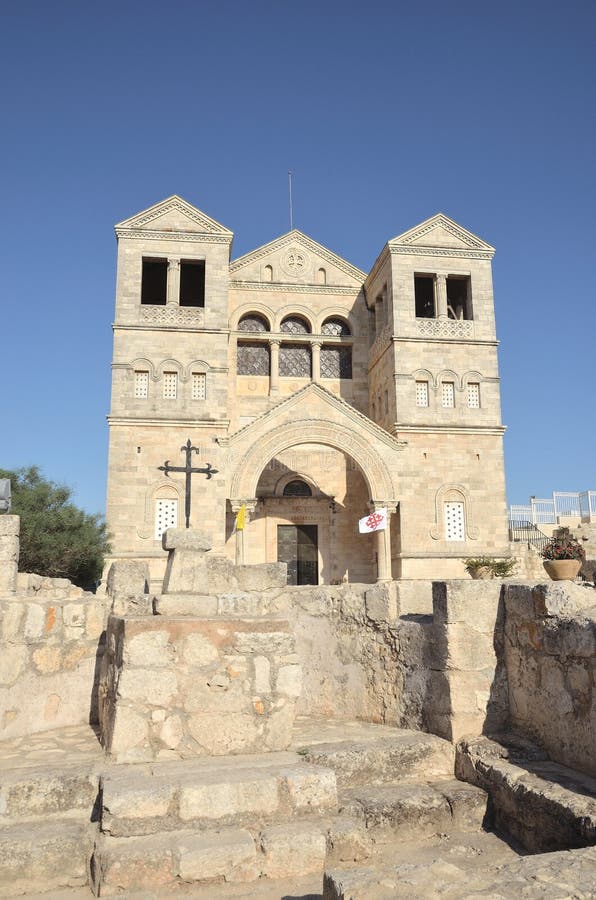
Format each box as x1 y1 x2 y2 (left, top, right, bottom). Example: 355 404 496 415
283 479 312 497
280 315 311 334
321 317 350 336
263 265 273 282
238 313 270 332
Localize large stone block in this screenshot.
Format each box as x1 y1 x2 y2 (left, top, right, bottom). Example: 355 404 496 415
100 615 300 760
259 822 326 878
176 829 257 882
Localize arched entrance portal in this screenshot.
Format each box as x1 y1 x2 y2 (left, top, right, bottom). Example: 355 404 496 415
227 417 397 582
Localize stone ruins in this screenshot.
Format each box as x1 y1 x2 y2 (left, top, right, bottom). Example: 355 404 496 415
1 513 595 898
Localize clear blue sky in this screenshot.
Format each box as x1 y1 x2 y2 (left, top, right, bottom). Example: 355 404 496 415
1 0 594 515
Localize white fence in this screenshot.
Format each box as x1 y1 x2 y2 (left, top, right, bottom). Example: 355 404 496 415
508 491 596 526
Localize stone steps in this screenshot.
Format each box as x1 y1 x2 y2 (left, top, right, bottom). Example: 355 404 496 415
90 727 465 895
99 752 337 836
91 820 329 896
456 733 596 853
301 728 455 788
0 763 99 826
323 844 596 899
0 820 93 898
338 778 488 842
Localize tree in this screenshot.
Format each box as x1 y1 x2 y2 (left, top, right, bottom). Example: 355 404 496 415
0 466 110 589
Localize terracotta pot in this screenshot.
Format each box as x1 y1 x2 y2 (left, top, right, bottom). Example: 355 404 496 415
542 559 582 581
469 566 493 580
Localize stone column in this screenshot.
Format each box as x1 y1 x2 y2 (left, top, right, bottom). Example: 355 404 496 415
167 258 180 306
231 500 257 564
311 341 321 383
435 273 448 318
270 340 280 395
0 515 19 594
370 503 395 582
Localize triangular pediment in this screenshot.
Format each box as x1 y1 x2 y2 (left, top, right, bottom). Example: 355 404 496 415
229 230 366 287
115 195 233 238
227 383 404 453
389 214 494 256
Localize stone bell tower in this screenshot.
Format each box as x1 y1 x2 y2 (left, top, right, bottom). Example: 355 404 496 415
106 196 233 584
364 213 508 577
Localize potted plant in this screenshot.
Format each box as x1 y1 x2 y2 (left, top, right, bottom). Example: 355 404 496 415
541 527 585 581
463 557 517 579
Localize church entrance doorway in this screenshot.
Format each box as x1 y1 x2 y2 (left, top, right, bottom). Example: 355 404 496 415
277 524 318 585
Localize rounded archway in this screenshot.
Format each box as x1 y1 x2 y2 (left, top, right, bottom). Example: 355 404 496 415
229 418 394 503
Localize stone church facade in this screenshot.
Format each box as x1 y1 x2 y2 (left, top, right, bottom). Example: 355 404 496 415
105 195 508 586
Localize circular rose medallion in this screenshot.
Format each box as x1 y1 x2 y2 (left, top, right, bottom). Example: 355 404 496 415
281 247 310 279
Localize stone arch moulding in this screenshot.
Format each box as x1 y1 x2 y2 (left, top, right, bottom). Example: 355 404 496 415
274 305 315 332
461 370 484 389
129 358 156 379
230 304 273 330
274 471 320 498
157 358 183 380
229 419 395 505
430 483 479 541
136 477 184 540
315 306 357 333
184 359 211 380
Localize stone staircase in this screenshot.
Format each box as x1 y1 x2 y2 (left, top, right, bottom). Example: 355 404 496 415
0 756 100 897
456 732 596 852
4 722 596 897
89 720 482 896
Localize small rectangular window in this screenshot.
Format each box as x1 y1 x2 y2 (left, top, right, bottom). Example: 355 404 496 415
415 275 435 318
192 372 206 400
141 258 167 305
179 260 205 307
415 381 429 407
155 499 177 540
134 370 149 398
163 372 177 399
441 382 455 408
444 501 465 541
384 390 389 414
467 382 480 408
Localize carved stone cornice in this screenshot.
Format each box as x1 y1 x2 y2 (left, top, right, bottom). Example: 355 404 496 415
229 280 360 296
116 228 232 244
107 417 229 428
394 425 506 435
390 246 494 260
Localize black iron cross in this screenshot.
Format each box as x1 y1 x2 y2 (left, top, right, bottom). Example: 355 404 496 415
158 439 218 528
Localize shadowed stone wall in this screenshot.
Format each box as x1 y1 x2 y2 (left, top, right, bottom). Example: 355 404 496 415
504 582 596 777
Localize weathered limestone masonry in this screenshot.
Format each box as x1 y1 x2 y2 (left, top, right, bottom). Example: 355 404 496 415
99 529 302 762
2 513 596 897
0 516 109 741
503 581 596 777
105 197 509 588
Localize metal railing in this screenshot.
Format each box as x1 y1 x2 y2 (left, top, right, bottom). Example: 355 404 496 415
508 491 595 526
580 491 596 520
508 521 550 553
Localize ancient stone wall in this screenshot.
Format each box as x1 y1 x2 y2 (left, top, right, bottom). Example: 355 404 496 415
0 573 109 740
504 582 596 777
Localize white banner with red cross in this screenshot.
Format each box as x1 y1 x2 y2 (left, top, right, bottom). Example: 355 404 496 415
358 509 387 533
